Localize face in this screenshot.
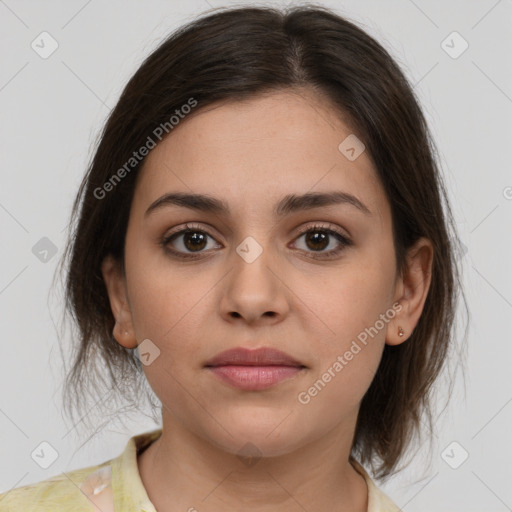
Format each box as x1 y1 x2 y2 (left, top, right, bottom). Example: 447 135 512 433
102 88 427 458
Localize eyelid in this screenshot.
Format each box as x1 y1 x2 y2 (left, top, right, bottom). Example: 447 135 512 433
293 221 350 240
163 221 350 243
163 222 222 240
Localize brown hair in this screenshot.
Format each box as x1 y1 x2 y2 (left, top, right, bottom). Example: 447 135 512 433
55 3 468 479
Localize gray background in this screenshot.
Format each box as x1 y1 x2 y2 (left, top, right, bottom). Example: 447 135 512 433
1 0 511 510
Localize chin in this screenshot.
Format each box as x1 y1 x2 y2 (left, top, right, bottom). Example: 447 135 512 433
203 419 307 459
215 435 297 460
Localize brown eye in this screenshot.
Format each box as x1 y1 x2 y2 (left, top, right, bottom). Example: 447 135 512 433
292 224 352 259
303 231 330 251
179 230 208 252
161 223 220 259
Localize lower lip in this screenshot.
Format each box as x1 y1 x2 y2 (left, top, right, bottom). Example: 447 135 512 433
207 365 304 390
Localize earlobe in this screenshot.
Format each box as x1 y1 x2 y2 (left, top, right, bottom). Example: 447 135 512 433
386 237 434 346
112 320 138 349
101 255 138 349
386 320 408 347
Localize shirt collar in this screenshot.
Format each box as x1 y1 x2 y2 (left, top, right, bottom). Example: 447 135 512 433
111 428 162 511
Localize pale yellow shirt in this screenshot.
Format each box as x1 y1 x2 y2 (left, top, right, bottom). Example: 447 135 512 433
0 428 401 511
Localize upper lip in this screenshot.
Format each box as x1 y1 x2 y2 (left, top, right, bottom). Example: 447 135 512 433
205 347 305 367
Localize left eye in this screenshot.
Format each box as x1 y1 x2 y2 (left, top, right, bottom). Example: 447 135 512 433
291 226 352 257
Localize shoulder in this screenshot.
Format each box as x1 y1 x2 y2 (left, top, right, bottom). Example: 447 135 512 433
0 461 114 512
0 428 162 512
350 459 402 512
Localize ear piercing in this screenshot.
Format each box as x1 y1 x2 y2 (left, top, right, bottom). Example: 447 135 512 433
398 326 404 337
113 321 129 337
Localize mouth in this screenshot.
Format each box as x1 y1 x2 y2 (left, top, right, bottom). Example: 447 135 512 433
204 346 307 391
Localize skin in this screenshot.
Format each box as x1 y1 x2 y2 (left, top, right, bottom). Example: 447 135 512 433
102 88 433 512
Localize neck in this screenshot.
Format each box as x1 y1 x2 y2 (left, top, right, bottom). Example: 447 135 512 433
137 413 368 512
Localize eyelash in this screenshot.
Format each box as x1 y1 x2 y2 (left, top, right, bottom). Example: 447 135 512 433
160 222 352 261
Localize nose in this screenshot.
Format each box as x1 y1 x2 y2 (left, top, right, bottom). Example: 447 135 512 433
219 239 290 326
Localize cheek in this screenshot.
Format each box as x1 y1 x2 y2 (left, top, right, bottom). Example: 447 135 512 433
124 254 215 395
296 260 394 402
125 235 207 342
127 272 207 413
128 276 208 377
305 259 393 345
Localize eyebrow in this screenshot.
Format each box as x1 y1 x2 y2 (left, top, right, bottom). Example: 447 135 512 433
144 191 372 218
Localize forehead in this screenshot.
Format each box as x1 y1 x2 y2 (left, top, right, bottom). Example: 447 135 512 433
133 89 387 222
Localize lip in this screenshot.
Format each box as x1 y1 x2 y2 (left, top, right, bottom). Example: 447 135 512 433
204 347 306 391
205 347 305 367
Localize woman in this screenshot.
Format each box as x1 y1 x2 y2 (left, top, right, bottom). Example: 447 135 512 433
0 4 465 511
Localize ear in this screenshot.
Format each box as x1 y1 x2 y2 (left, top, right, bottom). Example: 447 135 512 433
101 254 138 349
387 237 433 346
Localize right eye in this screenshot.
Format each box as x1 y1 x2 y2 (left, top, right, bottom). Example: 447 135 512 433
160 223 221 259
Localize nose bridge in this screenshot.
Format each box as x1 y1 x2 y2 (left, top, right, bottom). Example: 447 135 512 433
220 231 288 321
231 233 276 287
229 203 277 267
